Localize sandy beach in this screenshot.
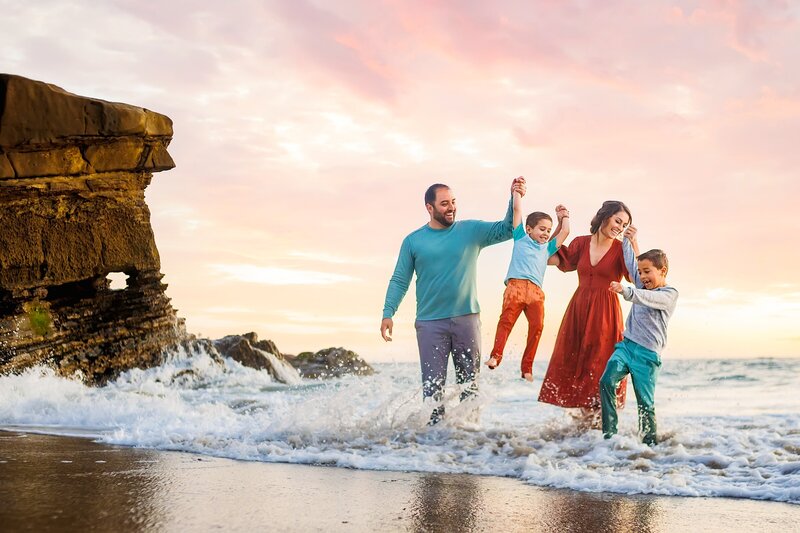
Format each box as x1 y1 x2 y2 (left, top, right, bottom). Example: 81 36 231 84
1 430 797 532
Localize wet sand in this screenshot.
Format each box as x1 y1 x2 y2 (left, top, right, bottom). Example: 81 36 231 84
1 431 797 532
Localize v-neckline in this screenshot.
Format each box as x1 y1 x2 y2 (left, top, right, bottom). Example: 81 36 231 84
588 237 614 268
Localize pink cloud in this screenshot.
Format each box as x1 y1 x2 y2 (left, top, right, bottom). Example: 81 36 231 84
512 126 550 148
268 0 400 102
676 0 796 63
5 1 800 357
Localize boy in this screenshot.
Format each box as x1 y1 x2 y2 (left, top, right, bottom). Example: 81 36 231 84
486 187 569 381
601 227 678 445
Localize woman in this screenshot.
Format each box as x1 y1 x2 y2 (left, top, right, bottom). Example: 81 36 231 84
539 200 637 425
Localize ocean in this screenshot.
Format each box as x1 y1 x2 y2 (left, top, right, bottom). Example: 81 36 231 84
1 346 798 505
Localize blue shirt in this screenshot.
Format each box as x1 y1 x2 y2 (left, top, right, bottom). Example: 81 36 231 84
382 198 514 321
505 223 559 287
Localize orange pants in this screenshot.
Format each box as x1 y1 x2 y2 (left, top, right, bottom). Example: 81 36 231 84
490 278 545 377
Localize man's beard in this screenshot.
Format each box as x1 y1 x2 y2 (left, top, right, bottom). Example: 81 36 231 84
433 209 455 227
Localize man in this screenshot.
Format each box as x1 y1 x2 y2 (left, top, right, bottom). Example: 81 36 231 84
380 177 527 424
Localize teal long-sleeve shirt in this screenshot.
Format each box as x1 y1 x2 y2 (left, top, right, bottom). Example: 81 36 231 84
382 197 514 321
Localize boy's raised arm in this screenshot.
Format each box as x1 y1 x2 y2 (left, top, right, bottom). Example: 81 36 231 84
550 204 567 243
512 189 522 229
622 227 642 288
476 176 526 246
554 204 570 248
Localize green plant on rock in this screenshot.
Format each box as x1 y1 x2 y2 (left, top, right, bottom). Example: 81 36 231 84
28 305 52 336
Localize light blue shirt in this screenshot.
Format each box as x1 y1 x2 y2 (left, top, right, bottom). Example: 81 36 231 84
504 223 559 287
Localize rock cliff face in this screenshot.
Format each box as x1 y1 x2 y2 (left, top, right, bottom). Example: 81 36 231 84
0 74 184 384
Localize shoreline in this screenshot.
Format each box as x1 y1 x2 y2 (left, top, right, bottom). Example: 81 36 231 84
1 430 798 532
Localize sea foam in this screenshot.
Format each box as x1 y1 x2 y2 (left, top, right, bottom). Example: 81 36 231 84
1 347 798 504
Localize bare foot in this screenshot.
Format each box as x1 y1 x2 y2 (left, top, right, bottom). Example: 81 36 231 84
523 373 533 382
570 408 602 430
486 357 499 369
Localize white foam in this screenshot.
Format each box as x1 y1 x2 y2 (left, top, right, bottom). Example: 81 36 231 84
1 351 798 504
252 346 302 385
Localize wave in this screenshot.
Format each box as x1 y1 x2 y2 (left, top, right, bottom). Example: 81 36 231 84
1 347 799 504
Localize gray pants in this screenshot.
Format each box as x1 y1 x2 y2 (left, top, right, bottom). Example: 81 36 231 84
414 314 481 404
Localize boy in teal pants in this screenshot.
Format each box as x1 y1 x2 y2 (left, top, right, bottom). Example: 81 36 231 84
601 227 678 445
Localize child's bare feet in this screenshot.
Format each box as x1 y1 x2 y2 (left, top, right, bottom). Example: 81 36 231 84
523 372 533 382
486 357 499 369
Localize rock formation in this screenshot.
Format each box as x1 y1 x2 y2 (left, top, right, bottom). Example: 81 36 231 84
0 74 185 384
286 347 375 379
214 332 374 382
213 332 301 384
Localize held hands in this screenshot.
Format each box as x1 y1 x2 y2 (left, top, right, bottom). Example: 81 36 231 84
555 204 569 221
608 281 624 294
380 318 393 342
511 176 527 197
623 225 640 255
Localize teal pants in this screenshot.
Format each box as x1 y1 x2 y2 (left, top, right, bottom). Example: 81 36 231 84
600 338 662 445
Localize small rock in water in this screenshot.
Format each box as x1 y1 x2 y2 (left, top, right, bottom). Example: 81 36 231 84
286 347 375 379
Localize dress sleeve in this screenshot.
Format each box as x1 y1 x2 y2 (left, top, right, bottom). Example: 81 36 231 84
554 236 583 272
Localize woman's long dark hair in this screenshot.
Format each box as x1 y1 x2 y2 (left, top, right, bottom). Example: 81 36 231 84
589 201 632 234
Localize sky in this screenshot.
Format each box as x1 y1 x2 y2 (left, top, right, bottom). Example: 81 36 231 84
2 1 799 362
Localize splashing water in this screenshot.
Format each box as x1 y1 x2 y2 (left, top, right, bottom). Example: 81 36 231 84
1 345 798 504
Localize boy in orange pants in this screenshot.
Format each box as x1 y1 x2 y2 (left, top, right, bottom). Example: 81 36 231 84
486 189 569 381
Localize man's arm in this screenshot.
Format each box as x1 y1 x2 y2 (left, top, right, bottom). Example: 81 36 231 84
476 177 526 247
380 237 414 341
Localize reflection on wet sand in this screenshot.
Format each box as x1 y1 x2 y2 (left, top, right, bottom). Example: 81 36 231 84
411 473 482 532
0 432 164 532
544 489 661 533
1 432 796 532
409 471 661 533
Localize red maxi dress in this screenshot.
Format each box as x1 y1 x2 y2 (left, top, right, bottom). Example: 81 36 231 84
538 235 629 409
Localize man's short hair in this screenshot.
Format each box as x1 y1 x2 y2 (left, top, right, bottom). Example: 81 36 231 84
424 184 450 206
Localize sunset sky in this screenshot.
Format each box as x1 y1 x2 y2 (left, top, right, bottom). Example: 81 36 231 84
3 1 799 362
